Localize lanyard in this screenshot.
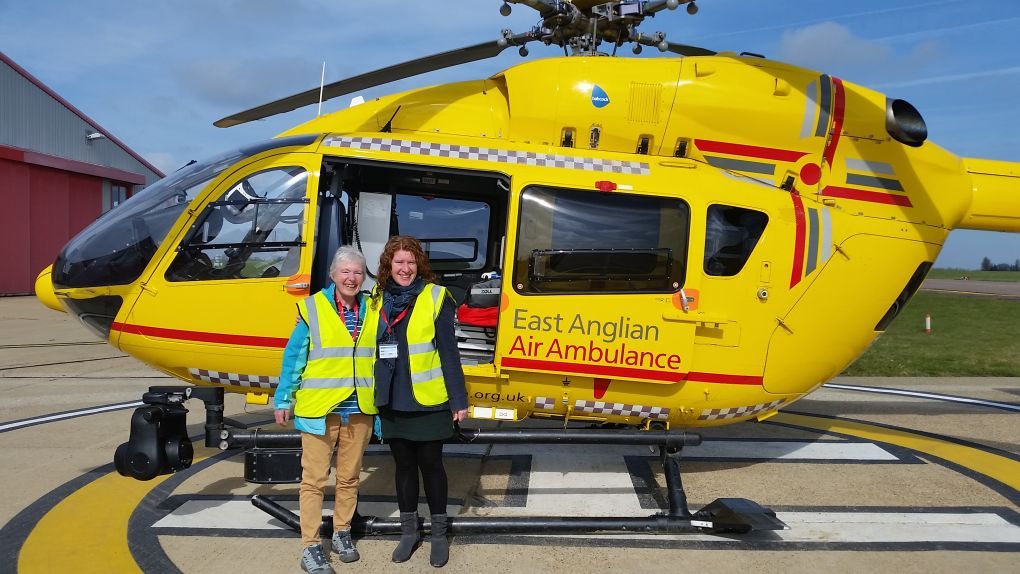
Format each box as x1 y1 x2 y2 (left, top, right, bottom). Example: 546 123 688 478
335 295 360 341
380 306 410 339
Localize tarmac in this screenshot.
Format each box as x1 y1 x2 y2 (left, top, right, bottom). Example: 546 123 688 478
922 278 1020 298
1 294 1018 573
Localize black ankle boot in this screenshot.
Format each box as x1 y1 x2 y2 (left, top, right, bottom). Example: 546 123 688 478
429 513 449 567
391 511 420 563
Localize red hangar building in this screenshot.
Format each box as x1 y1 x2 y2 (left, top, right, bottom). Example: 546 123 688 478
0 51 164 295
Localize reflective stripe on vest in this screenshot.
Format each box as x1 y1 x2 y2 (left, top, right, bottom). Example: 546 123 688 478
293 291 377 417
405 284 449 406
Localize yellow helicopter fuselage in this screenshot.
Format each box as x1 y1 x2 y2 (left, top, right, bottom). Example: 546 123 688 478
39 55 1020 428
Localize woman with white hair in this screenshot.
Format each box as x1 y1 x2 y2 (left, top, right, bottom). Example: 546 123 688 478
274 245 376 574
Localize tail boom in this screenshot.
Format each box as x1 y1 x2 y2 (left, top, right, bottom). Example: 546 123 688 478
959 158 1020 232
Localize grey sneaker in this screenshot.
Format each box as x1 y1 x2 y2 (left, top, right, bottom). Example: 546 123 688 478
332 529 360 563
300 545 336 574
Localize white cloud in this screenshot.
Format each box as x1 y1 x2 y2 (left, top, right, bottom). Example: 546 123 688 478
777 22 891 71
876 65 1020 89
874 16 1020 44
776 21 942 83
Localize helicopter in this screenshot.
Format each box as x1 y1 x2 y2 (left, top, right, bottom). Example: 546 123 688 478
32 0 1019 529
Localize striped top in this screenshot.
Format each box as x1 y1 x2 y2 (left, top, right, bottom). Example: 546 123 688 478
333 299 362 416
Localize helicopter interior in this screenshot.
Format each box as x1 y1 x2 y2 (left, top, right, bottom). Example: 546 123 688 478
320 159 510 363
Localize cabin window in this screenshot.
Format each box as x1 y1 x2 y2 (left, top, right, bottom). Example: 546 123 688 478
703 204 768 276
392 194 489 270
165 167 308 282
514 186 689 294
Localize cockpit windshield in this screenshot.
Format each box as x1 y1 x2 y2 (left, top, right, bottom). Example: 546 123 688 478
52 135 318 288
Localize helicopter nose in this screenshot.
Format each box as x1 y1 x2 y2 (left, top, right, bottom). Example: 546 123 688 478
34 265 64 313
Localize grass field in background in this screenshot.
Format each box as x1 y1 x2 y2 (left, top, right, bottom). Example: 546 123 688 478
927 268 1020 282
842 291 1020 376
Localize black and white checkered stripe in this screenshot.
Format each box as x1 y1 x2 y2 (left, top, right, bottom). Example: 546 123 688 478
323 136 651 176
189 368 278 389
698 399 785 421
573 400 669 420
534 397 557 410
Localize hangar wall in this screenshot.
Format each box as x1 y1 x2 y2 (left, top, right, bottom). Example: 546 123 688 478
0 158 102 294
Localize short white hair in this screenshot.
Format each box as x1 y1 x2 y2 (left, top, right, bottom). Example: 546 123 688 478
329 245 366 275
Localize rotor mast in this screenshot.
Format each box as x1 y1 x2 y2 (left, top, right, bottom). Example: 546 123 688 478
500 0 703 56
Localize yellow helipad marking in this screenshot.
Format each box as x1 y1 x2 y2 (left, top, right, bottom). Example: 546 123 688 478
18 451 213 572
773 413 1020 491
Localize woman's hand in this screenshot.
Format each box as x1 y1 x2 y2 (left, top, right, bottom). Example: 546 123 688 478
452 408 469 423
274 408 291 426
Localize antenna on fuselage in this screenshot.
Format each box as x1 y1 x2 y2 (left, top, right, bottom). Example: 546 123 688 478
316 61 326 117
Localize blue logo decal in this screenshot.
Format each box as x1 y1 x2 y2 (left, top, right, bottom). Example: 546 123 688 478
591 85 610 108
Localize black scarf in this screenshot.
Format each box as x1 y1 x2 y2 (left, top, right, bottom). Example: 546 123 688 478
381 276 425 331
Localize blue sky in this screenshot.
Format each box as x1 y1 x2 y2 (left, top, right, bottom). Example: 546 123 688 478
2 0 1018 268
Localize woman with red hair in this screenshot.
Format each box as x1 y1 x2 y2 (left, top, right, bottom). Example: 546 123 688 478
369 235 468 567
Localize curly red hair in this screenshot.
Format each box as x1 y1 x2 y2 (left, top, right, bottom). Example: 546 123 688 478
373 235 435 301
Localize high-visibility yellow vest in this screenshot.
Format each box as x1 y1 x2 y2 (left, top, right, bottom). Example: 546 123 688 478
374 283 450 406
293 291 377 418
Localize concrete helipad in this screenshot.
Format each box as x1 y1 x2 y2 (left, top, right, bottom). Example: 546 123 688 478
1 295 1018 573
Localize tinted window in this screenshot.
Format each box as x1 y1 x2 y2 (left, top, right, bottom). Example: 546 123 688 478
704 204 768 276
166 167 308 281
514 186 689 293
393 194 489 270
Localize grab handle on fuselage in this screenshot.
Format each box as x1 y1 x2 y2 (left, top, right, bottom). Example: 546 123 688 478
284 274 311 297
662 311 729 327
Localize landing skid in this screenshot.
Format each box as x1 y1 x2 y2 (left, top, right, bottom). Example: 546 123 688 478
250 444 787 536
115 386 787 535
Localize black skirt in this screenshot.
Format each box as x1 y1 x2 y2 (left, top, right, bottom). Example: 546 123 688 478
379 408 454 441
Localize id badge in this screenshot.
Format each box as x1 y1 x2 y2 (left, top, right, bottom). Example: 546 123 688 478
379 344 399 359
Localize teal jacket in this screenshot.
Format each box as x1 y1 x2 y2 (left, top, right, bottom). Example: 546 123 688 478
274 284 375 435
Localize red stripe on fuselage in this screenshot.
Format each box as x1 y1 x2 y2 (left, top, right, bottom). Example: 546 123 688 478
684 372 763 385
790 191 807 288
501 357 683 383
821 186 913 207
822 77 845 167
112 322 289 348
501 357 764 386
695 139 808 163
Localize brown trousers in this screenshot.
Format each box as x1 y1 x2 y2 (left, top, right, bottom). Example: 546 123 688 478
299 413 373 548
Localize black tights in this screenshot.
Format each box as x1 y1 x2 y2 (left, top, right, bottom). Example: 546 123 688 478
388 438 448 514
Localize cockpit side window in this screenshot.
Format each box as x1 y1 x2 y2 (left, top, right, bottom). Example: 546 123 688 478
703 204 768 276
514 186 689 294
165 167 308 282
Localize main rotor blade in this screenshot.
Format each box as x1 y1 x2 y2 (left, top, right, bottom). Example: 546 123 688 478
663 42 716 57
215 37 529 128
